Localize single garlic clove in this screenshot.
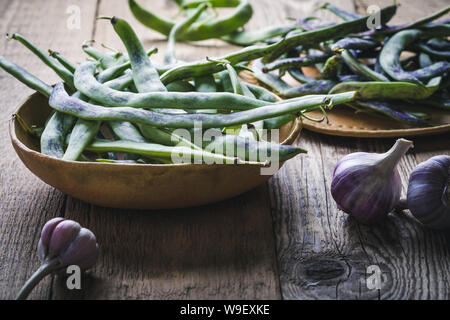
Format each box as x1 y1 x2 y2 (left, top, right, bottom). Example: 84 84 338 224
59 228 99 270
38 217 65 259
47 220 81 260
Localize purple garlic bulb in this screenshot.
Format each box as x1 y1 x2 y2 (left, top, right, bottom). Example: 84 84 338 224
38 217 99 270
331 139 413 224
16 218 98 300
407 155 450 229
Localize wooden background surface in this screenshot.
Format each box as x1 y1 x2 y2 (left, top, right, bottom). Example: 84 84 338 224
0 0 449 300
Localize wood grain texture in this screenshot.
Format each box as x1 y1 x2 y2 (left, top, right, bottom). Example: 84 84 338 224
0 0 98 299
1 0 449 301
268 0 450 299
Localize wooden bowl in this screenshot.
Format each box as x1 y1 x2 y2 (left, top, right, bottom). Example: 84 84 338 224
9 92 302 209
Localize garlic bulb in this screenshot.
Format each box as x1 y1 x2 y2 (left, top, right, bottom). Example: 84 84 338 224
331 138 413 224
407 155 450 229
16 218 98 300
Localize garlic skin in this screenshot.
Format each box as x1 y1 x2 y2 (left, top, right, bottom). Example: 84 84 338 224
407 155 450 230
331 139 413 224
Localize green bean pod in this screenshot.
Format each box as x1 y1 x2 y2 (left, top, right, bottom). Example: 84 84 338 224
108 16 166 93
129 0 253 41
317 2 363 21
262 53 330 73
84 139 265 165
320 55 341 79
74 62 272 111
262 4 397 63
63 118 101 160
330 79 440 100
221 25 297 46
380 29 450 82
160 40 282 84
340 49 389 82
0 55 53 97
165 3 208 64
48 50 76 73
8 33 75 89
50 83 358 129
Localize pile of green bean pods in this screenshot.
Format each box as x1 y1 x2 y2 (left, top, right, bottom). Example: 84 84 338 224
249 3 450 126
0 7 355 165
1 0 448 166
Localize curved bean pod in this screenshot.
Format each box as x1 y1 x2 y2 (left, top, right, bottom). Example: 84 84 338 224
165 3 208 64
380 29 450 82
340 49 389 82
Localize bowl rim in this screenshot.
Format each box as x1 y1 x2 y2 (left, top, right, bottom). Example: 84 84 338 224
9 91 303 168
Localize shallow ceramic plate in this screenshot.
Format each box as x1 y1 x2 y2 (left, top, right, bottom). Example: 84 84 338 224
9 92 302 210
242 66 450 138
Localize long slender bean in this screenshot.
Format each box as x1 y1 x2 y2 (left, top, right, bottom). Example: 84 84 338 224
160 40 282 84
262 4 397 63
74 62 274 111
262 53 330 73
317 2 363 21
50 82 358 129
354 100 428 126
0 55 52 97
8 33 75 89
221 25 297 46
84 139 265 165
330 79 440 100
48 50 76 73
331 37 380 51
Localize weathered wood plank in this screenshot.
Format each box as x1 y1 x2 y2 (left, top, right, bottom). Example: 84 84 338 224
51 0 281 300
268 0 450 300
0 0 98 299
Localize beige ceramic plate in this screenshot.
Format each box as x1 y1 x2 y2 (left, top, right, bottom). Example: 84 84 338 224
242 66 450 138
9 92 302 210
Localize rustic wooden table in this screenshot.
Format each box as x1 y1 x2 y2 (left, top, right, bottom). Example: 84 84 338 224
0 0 449 300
